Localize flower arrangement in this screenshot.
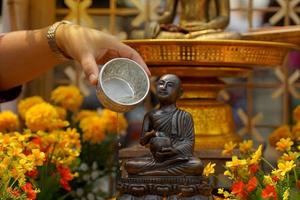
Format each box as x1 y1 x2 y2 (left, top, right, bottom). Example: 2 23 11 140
217 137 300 200
0 85 128 199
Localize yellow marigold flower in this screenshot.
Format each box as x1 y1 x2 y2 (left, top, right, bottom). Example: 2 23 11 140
54 106 67 120
280 151 299 161
226 156 247 169
0 111 19 132
7 147 22 157
80 116 106 143
222 141 237 156
283 189 289 200
239 140 253 154
293 105 300 122
272 160 296 178
18 96 45 119
217 188 231 199
269 125 292 147
28 149 45 166
0 157 10 173
19 157 34 171
74 109 98 122
276 138 294 152
51 85 83 112
25 103 69 131
42 128 81 166
263 175 275 186
101 109 128 133
203 162 216 177
249 145 262 165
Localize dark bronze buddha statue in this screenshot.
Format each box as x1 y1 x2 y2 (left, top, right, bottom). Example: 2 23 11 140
118 75 211 199
145 0 240 39
125 74 203 176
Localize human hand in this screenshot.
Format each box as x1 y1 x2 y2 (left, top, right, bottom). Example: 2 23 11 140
56 24 150 85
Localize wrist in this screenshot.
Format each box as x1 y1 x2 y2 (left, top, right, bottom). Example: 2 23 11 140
46 21 72 61
55 24 67 55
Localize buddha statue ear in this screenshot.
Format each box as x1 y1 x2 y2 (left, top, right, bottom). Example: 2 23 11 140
178 87 184 98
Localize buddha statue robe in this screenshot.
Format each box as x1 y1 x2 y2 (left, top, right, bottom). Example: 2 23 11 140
125 106 203 176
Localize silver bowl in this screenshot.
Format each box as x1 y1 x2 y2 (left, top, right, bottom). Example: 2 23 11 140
97 58 150 113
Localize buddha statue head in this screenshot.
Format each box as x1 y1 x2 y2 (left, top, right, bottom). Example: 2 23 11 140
156 74 183 105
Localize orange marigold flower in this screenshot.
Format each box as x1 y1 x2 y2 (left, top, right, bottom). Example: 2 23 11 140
231 181 247 199
51 85 83 112
246 177 258 192
292 122 300 141
0 111 19 132
101 109 128 134
239 140 253 154
80 115 106 143
18 96 45 119
25 103 69 131
293 105 300 122
269 125 292 147
222 141 237 156
74 109 98 122
280 152 299 161
262 185 277 200
276 138 294 152
54 106 67 120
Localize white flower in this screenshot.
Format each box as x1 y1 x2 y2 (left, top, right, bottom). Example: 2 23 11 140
92 162 98 170
87 193 95 200
91 170 100 180
76 188 84 197
82 174 90 181
79 163 89 171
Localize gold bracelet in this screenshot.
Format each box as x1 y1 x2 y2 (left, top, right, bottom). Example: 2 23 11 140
46 20 72 61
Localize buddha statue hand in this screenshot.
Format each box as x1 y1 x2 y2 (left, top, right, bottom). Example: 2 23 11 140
144 21 189 39
183 22 211 32
156 147 178 159
140 130 156 146
160 24 189 34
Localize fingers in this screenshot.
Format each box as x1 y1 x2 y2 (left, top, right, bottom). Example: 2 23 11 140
115 42 151 76
80 53 99 85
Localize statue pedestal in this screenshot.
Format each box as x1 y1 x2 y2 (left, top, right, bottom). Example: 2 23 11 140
118 145 236 196
118 146 237 199
118 176 211 200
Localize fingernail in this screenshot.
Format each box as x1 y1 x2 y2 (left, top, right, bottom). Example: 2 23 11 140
89 74 97 85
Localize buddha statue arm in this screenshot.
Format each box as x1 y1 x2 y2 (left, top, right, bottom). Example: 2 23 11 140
157 0 179 24
184 0 230 32
140 113 156 146
173 112 194 156
207 0 230 30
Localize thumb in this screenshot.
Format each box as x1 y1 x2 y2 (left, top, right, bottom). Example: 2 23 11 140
80 54 99 85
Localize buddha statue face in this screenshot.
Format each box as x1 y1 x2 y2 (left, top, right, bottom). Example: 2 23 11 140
156 74 183 104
